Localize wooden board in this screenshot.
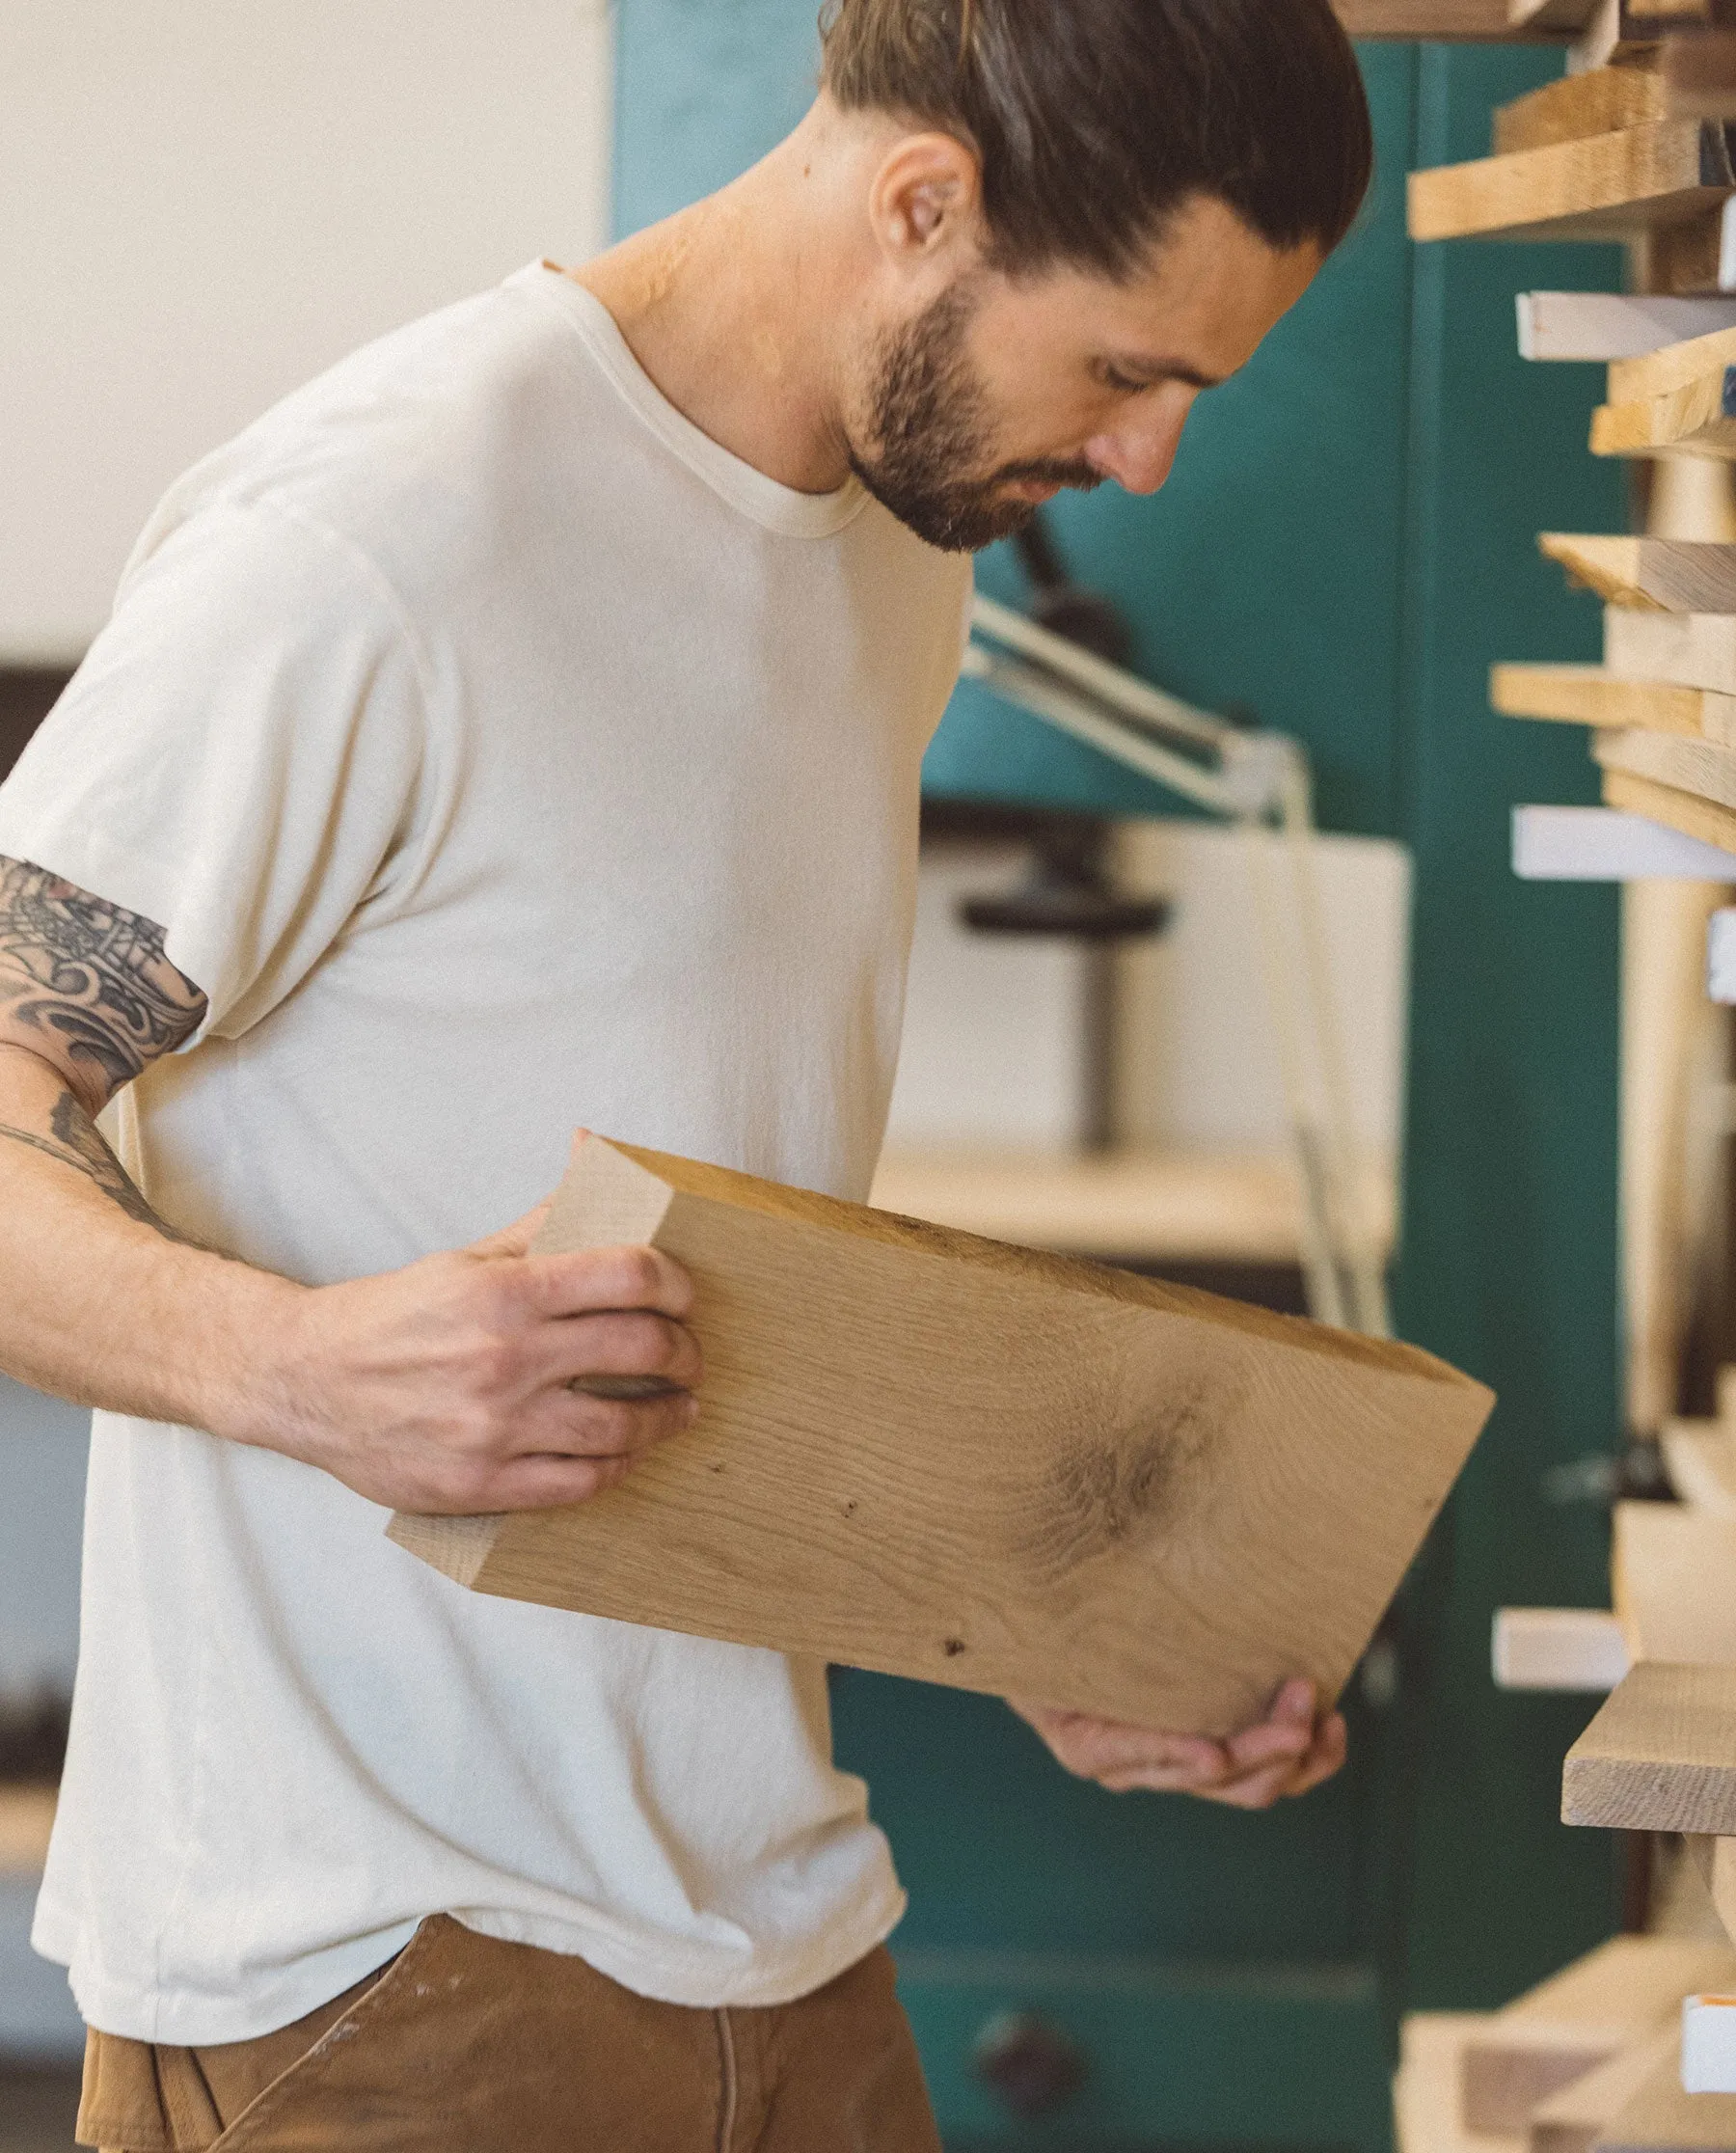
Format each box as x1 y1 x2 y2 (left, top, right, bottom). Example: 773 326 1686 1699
1408 122 1736 244
1607 606 1736 691
1613 1499 1736 1660
1614 324 1736 401
1493 661 1736 736
1498 66 1669 154
1667 31 1736 123
1592 368 1736 456
1395 2013 1517 2153
1493 1607 1630 1690
867 1148 1397 1267
1562 1660 1736 1832
1596 723 1736 805
1334 0 1603 31
1533 2032 1683 2153
1595 2036 1736 2152
1663 1419 1736 1513
1521 294 1736 361
1699 1835 1736 1951
1541 533 1736 609
1466 1940 1736 2136
1604 764 1736 847
387 1134 1494 1735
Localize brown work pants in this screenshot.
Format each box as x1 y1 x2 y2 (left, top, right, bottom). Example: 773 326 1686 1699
78 1914 942 2152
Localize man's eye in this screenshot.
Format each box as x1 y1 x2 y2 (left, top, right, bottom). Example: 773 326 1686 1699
1100 367 1149 395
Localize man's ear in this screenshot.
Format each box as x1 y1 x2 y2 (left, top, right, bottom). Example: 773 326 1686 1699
865 130 984 267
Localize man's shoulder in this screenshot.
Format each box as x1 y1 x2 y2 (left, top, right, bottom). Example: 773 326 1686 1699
129 271 602 613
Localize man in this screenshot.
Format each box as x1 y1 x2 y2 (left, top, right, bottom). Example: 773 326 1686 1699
0 0 1371 2143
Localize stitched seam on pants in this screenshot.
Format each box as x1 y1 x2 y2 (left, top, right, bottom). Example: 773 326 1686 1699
715 2009 739 2153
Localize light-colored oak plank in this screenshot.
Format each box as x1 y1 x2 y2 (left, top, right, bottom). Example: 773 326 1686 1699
1663 1419 1736 1513
1607 606 1736 692
1596 724 1736 806
1498 67 1669 154
1533 2031 1683 2153
1614 325 1736 402
1541 533 1736 611
1493 662 1736 736
1339 0 1586 30
1408 122 1735 244
1563 1661 1736 1832
1592 368 1736 457
1697 1836 1736 1951
389 1135 1493 1735
1604 765 1736 848
1467 1941 1736 2137
867 1148 1397 1267
1613 1499 1736 1662
1593 2034 1736 2152
1395 2013 1516 2153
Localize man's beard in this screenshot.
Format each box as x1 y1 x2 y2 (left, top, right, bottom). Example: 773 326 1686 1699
848 284 1101 554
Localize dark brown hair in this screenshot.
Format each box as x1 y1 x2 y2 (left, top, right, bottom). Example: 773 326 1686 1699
820 0 1373 278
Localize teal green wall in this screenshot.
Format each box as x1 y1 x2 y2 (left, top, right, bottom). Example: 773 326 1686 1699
615 13 1626 2138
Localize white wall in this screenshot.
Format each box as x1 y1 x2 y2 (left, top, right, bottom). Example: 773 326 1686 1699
883 820 1411 1174
1 0 613 661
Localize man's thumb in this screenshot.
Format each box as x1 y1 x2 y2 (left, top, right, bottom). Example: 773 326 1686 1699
466 1197 555 1262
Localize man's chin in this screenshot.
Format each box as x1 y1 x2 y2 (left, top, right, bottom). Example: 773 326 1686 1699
854 474 1042 555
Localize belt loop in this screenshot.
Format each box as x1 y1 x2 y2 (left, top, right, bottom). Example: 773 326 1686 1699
715 2008 739 2153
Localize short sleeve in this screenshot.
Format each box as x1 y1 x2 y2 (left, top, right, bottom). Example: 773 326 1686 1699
0 499 427 1041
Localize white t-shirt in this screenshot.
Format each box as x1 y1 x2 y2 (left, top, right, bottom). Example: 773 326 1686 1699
0 263 971 2044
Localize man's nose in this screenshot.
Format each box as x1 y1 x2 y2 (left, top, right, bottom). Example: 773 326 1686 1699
1085 394 1196 497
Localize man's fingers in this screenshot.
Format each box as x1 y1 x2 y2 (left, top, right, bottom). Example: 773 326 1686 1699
515 1383 698 1462
1222 1715 1314 1775
527 1308 702 1395
463 1198 555 1262
478 1451 637 1513
1287 1713 1348 1796
524 1242 695 1322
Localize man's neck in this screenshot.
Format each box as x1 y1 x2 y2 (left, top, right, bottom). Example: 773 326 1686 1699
571 109 859 497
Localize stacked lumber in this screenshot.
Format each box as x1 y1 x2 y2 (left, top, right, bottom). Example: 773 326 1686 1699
1395 1944 1736 2153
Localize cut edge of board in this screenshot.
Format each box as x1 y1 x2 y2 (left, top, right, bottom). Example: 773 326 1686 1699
584 1139 1489 1396
386 1509 505 1586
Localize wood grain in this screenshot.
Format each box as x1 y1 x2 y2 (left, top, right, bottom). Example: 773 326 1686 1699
389 1135 1493 1735
1492 661 1736 736
1593 368 1736 456
1603 765 1736 848
1563 1660 1736 1831
1466 1941 1736 2136
1597 723 1736 804
1613 1499 1736 1660
1408 121 1736 243
1534 2034 1688 2153
1663 1419 1736 1513
1614 324 1736 401
1395 2014 1517 2153
1594 2035 1736 2152
1497 65 1668 154
1542 532 1736 609
1607 605 1736 690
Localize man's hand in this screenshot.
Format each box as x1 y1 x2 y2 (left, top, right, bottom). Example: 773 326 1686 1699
1012 1678 1347 1810
235 1202 702 1515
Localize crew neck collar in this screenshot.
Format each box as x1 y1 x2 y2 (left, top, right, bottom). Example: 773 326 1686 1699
514 261 869 540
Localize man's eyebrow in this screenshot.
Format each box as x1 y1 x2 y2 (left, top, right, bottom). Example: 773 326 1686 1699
1108 355 1230 391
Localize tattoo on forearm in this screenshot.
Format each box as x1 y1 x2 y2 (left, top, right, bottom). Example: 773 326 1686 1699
0 856 206 1099
0 1090 207 1250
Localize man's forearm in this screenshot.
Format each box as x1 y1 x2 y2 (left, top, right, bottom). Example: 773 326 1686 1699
0 1041 298 1433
